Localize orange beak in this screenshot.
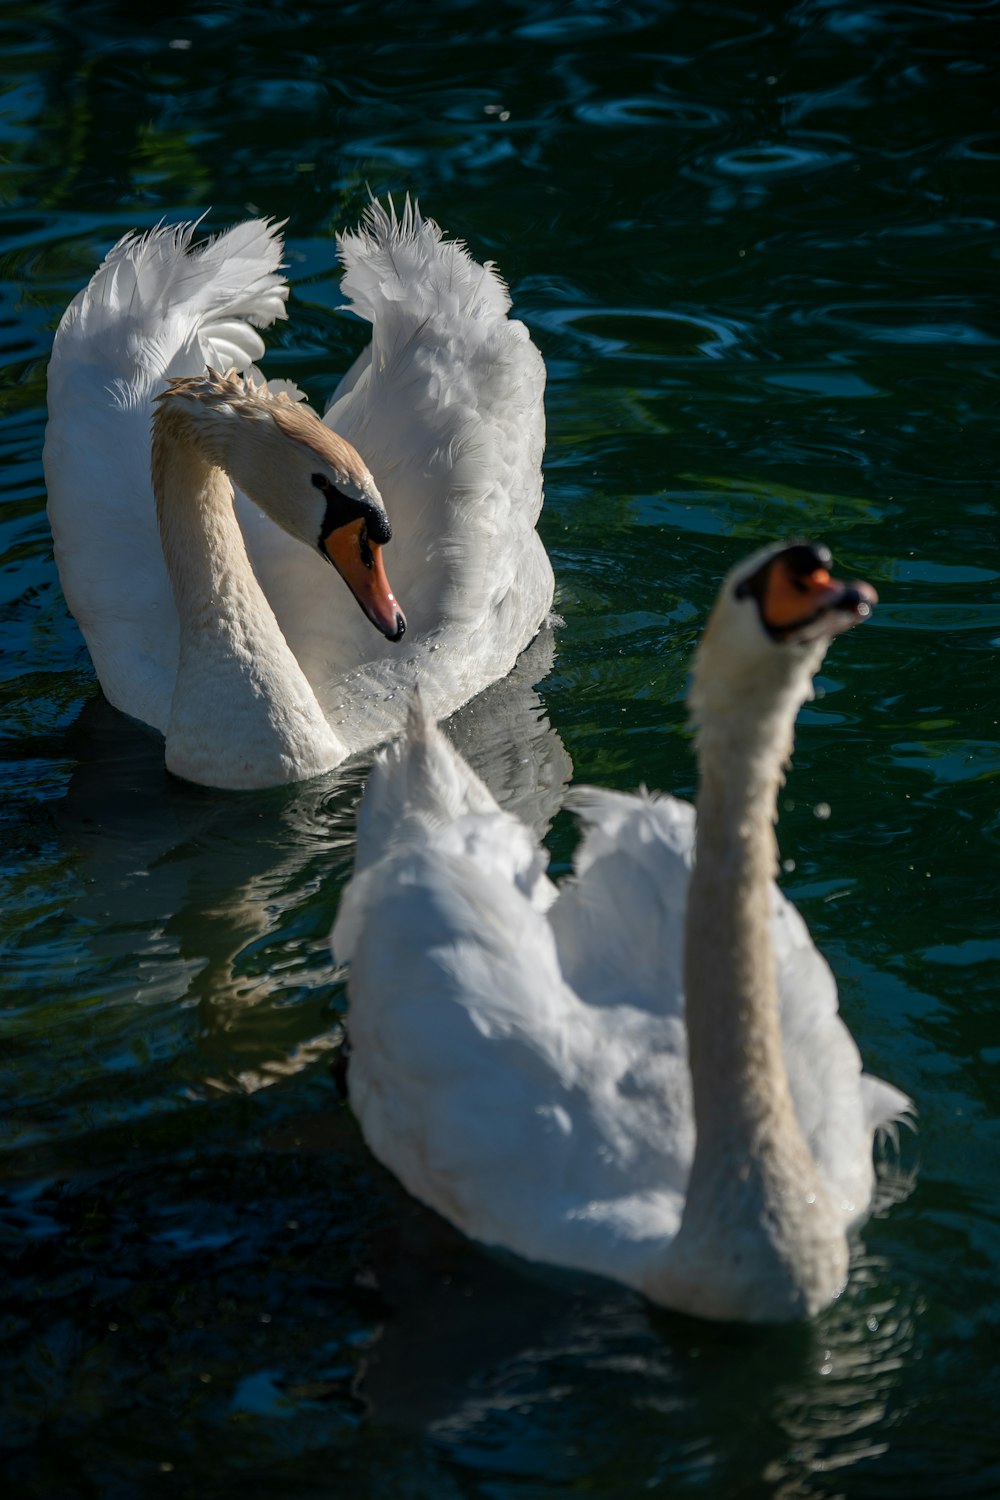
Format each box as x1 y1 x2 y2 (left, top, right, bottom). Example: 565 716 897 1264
324 518 406 642
762 556 877 636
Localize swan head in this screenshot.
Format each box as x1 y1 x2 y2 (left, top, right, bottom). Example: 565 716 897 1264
691 541 877 733
156 370 407 642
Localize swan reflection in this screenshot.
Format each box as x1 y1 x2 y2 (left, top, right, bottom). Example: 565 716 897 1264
19 629 568 1156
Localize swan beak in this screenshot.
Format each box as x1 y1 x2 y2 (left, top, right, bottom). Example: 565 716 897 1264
325 518 407 642
812 573 878 635
762 552 878 639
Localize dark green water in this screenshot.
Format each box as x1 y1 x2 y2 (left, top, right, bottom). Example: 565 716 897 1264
2 1 998 1495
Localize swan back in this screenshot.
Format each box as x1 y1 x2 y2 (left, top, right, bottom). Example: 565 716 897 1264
332 699 691 1284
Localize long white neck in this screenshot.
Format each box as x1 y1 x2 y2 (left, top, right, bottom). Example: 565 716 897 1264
152 405 346 789
648 640 849 1321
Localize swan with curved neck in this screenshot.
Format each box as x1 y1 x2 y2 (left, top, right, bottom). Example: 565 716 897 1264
334 542 910 1323
150 370 403 788
44 204 553 789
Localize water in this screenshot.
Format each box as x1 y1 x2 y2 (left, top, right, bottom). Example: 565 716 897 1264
2 1 998 1494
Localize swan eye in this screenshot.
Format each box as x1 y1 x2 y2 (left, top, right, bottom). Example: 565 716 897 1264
735 541 833 610
783 542 832 577
313 473 393 553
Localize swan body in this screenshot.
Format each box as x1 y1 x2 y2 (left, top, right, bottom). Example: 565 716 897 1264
44 202 552 788
333 543 911 1323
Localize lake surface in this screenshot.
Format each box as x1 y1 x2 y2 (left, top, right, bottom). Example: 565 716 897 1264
2 1 998 1495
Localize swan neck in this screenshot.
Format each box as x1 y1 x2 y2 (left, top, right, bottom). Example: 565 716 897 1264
149 402 344 788
685 713 791 1152
649 656 849 1321
152 405 252 618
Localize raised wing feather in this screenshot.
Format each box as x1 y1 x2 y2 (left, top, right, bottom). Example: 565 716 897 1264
258 198 552 737
550 788 694 1017
44 219 287 731
548 783 907 1222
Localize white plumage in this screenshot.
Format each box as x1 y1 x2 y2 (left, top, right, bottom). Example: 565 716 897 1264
334 544 912 1323
44 201 552 787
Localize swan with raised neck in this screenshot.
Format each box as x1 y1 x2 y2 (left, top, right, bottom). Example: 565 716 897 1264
334 541 905 1325
648 541 879 1319
150 369 405 789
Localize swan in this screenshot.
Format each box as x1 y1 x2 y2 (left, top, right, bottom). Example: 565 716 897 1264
43 201 552 789
333 542 912 1323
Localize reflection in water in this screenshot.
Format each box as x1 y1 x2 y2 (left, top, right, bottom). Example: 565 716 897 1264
343 1181 917 1498
439 627 571 835
761 1255 918 1496
8 630 569 1160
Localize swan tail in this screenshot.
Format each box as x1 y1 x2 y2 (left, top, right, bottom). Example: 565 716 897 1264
352 689 502 876
50 217 288 392
336 690 553 962
336 195 512 331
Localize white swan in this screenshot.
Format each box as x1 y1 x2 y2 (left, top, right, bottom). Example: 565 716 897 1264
333 542 912 1323
43 201 552 789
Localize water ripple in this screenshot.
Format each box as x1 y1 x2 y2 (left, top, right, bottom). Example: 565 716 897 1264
714 142 853 176
791 300 998 346
534 304 748 361
575 96 725 129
